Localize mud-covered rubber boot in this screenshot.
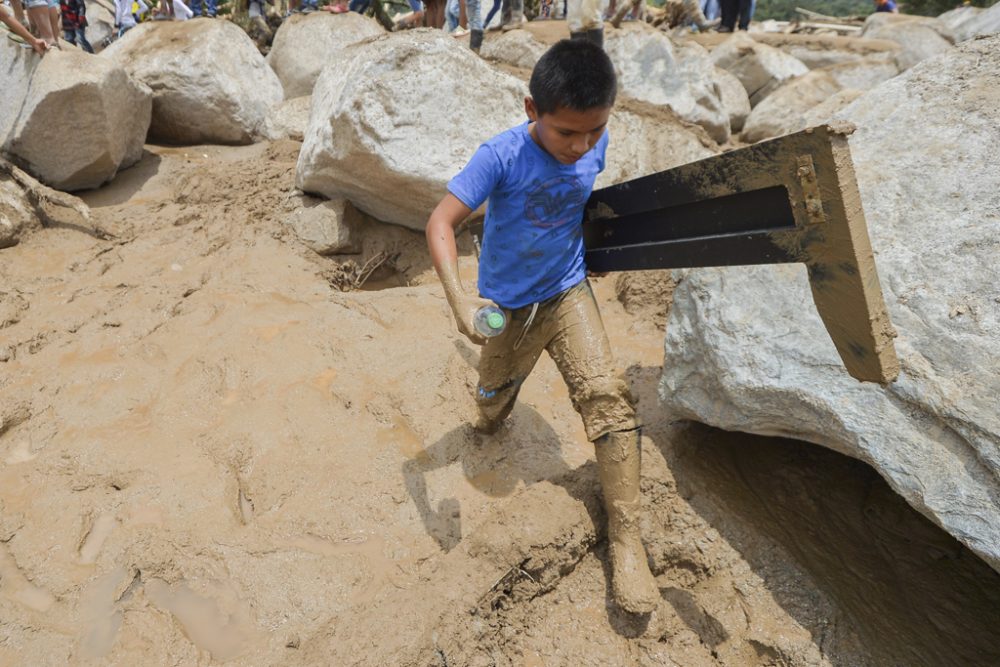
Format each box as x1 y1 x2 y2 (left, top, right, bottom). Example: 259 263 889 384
586 27 604 48
469 29 484 53
595 428 659 614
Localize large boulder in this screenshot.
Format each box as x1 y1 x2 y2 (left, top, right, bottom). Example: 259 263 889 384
296 30 526 229
713 66 751 133
84 0 116 51
777 37 898 70
709 32 809 107
0 42 150 191
283 196 362 256
820 57 899 91
268 95 312 142
659 36 1000 573
102 20 283 145
267 13 384 99
605 24 730 144
598 99 718 189
800 88 863 128
937 3 1000 42
861 12 958 43
480 29 549 70
0 174 36 249
740 70 841 143
861 14 954 71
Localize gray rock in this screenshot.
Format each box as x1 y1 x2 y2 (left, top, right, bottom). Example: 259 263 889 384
740 70 841 143
820 57 899 91
284 197 361 255
938 3 1000 42
84 0 115 51
861 14 954 71
861 12 957 43
606 25 730 144
660 35 1000 573
480 29 548 70
0 178 35 249
710 32 809 107
599 100 718 189
0 41 150 191
102 20 283 145
296 30 526 230
713 66 751 133
268 95 312 142
800 88 863 128
267 13 384 99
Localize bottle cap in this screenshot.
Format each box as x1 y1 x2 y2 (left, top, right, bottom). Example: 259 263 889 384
486 311 505 330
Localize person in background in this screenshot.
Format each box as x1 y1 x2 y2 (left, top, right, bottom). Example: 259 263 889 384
189 0 214 17
173 0 193 18
156 0 175 18
19 0 58 47
114 0 139 35
874 0 897 12
1 2 48 52
60 0 93 51
718 0 751 31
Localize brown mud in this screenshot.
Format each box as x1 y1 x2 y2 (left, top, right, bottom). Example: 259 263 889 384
1 140 999 665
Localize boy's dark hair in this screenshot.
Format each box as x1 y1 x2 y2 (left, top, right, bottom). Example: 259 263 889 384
529 39 617 116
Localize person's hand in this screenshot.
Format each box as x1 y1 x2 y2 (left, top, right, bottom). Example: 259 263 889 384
446 290 496 346
30 36 47 55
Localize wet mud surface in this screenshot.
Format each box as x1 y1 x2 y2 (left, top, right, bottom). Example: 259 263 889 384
1 141 998 665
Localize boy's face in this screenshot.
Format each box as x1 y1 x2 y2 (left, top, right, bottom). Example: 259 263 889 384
525 97 611 165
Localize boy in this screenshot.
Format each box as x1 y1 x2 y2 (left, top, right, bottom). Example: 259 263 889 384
425 40 659 614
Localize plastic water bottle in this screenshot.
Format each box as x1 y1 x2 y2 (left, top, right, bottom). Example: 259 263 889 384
474 305 507 337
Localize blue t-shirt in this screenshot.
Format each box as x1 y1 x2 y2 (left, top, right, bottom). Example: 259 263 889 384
447 122 608 310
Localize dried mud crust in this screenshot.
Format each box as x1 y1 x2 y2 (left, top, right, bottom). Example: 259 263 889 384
1 140 998 666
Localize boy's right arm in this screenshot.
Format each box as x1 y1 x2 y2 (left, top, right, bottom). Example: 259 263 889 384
426 193 495 346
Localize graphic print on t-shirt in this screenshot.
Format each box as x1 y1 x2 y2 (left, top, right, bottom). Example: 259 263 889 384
524 176 587 228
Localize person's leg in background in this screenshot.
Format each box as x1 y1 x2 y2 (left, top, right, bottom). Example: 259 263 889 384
567 0 605 46
501 0 520 29
47 0 60 47
466 0 482 49
25 0 56 46
736 0 752 29
74 26 93 50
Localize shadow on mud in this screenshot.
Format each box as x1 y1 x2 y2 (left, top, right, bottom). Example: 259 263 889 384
629 361 1000 667
402 403 586 552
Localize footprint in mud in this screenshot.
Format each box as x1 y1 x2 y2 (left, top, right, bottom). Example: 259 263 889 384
144 577 256 662
0 542 56 612
77 567 130 660
78 513 117 565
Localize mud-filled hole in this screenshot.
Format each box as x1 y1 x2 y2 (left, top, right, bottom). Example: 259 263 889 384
672 423 1000 667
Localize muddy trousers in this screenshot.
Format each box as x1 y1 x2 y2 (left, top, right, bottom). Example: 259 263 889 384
475 280 656 612
475 279 637 442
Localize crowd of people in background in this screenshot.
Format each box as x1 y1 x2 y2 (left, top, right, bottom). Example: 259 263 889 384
2 0 909 61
